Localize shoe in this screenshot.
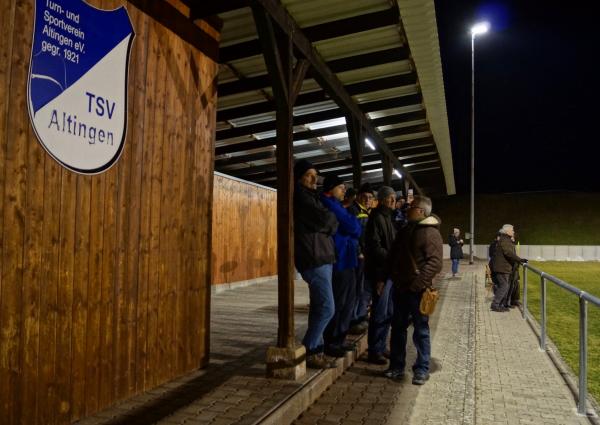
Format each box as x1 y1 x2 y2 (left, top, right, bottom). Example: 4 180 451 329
306 353 337 369
491 305 509 312
324 346 347 358
341 342 356 352
349 321 368 335
367 353 388 365
383 368 405 379
412 373 430 385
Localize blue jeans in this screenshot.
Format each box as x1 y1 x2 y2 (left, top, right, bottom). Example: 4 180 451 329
390 290 431 374
451 259 459 275
301 264 335 355
368 279 394 355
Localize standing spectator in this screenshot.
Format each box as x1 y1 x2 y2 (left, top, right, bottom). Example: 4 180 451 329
505 233 522 308
488 233 501 293
343 187 357 208
448 228 464 277
393 195 407 231
385 196 443 385
320 175 362 357
293 159 338 369
490 224 527 312
348 183 375 334
364 186 397 364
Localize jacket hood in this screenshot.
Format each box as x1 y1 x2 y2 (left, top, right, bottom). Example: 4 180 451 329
418 214 441 227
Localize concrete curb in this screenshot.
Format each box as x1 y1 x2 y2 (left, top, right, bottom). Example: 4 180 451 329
256 332 368 425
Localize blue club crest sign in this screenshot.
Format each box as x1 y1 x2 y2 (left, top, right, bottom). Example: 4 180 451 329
28 0 135 174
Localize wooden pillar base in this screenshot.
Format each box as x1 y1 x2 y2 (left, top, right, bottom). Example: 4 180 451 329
266 345 306 380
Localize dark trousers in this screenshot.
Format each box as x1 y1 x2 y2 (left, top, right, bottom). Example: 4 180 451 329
390 290 431 374
492 273 510 308
351 258 367 324
324 268 357 348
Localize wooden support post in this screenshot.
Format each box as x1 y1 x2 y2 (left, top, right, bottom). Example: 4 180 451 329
252 4 309 380
346 115 363 189
382 155 393 187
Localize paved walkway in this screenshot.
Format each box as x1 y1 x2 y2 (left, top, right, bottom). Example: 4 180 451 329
294 263 592 425
79 262 594 425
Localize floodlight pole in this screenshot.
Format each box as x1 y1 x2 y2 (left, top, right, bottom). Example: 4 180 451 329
470 33 475 264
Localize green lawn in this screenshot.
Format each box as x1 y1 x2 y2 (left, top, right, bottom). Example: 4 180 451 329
522 261 600 403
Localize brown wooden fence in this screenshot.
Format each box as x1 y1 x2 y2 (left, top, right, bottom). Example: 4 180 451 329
212 174 278 285
0 1 218 423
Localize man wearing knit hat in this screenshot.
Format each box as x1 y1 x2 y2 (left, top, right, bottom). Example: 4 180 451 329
293 159 339 369
319 175 362 357
364 186 397 364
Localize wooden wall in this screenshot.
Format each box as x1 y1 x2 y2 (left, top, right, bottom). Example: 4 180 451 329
212 174 278 285
0 1 218 423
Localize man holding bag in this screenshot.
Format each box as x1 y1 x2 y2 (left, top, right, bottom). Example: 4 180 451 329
385 195 443 385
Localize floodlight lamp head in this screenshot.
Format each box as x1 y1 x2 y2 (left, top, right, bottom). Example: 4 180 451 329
471 22 490 36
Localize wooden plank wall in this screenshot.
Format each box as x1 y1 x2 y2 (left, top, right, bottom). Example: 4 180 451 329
212 174 278 285
0 1 218 423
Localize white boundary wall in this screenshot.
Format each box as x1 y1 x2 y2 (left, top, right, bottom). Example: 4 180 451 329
443 245 600 261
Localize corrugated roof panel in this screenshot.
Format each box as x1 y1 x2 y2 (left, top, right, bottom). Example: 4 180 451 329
315 27 403 60
217 91 266 110
377 119 428 131
367 104 423 119
397 0 455 194
353 85 419 103
385 131 431 143
337 61 412 85
282 0 388 27
218 8 255 46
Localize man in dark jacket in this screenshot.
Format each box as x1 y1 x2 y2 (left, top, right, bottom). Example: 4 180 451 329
448 228 464 277
347 183 374 334
490 224 527 312
385 195 443 385
364 186 397 364
293 159 339 369
320 175 362 357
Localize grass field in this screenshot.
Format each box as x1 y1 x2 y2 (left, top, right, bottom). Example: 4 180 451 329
522 261 600 403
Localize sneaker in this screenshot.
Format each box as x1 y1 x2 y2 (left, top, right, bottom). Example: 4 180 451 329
367 353 388 365
306 353 337 369
412 373 430 385
383 368 405 379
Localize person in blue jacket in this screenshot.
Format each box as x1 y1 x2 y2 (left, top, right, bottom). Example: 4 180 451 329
319 175 362 358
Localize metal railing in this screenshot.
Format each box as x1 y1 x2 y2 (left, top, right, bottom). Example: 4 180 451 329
522 263 600 416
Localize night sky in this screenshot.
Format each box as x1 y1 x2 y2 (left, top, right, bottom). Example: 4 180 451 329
434 1 599 194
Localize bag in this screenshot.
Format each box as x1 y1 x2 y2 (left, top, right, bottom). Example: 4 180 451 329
419 287 439 315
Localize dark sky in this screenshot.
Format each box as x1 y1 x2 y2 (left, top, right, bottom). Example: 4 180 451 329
434 1 599 194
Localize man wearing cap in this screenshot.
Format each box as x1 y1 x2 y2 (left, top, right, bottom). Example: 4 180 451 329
364 186 397 364
293 159 339 369
385 195 443 385
347 182 375 334
319 175 362 358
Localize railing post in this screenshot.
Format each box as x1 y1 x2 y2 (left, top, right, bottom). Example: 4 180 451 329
522 264 528 319
578 295 588 415
540 275 546 351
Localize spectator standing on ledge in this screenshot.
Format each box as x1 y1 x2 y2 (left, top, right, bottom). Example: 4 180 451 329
490 224 527 312
319 175 362 358
348 183 375 334
364 186 397 365
385 195 443 385
293 159 338 369
448 228 464 277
